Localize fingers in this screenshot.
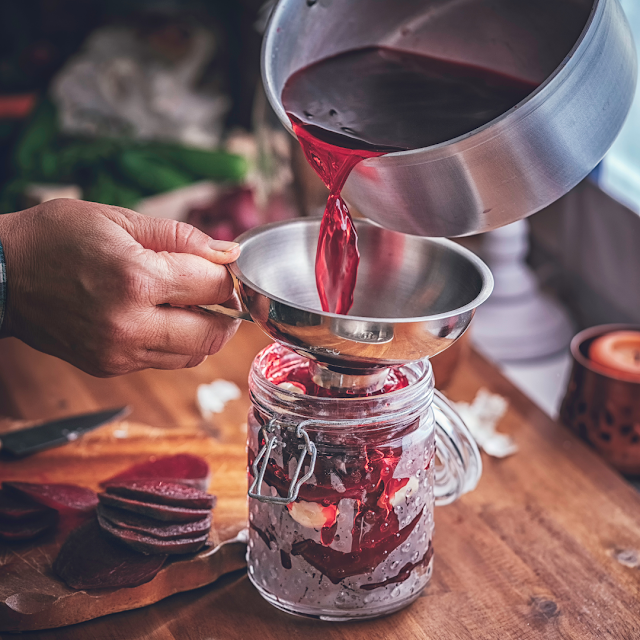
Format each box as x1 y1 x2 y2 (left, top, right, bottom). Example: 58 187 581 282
148 251 236 307
144 305 240 358
104 206 241 264
139 352 209 371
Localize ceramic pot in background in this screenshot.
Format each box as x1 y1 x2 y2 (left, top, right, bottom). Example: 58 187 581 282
560 325 640 475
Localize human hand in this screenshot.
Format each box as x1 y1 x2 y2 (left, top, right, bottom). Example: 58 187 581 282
0 199 242 376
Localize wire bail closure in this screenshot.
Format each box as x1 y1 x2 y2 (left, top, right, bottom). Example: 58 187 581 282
248 419 318 504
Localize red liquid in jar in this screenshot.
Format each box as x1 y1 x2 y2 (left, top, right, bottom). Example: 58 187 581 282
249 346 432 585
282 46 538 314
262 342 409 398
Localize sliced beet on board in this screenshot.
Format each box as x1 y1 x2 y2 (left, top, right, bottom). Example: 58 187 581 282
0 509 58 541
97 504 211 540
0 488 58 542
100 454 210 491
0 489 49 521
102 480 214 509
54 519 167 590
98 515 209 555
98 493 211 523
2 482 98 513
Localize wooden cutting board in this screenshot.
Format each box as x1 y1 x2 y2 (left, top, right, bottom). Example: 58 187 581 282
0 419 249 632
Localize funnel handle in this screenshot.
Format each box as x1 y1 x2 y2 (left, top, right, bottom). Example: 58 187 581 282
198 303 253 322
197 264 254 323
433 390 482 506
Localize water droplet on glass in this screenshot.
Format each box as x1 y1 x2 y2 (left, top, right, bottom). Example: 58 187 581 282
329 109 338 117
303 110 314 119
411 551 420 563
341 127 357 135
390 560 399 570
401 542 411 553
364 510 376 523
335 591 349 608
380 521 390 532
391 586 401 598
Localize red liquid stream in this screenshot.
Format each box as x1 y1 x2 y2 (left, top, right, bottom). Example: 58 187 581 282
289 118 384 314
283 47 537 315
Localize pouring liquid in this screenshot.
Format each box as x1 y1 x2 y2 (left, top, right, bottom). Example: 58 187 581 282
282 46 537 314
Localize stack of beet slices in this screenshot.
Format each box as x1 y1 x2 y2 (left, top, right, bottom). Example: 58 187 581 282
97 480 215 555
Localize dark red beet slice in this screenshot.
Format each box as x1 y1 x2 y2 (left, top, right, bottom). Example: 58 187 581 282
0 510 57 541
97 504 211 540
3 482 98 513
98 515 209 555
54 519 167 590
100 454 210 491
98 493 211 523
103 480 214 509
0 489 50 521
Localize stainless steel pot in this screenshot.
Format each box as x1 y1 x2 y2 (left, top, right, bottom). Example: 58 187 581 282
263 0 637 237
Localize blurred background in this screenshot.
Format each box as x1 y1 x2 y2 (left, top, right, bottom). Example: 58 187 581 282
0 0 639 419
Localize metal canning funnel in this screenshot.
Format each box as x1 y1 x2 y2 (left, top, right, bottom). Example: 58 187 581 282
262 0 637 237
203 218 493 372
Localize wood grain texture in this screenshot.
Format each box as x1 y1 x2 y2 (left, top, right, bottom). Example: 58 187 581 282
0 323 639 639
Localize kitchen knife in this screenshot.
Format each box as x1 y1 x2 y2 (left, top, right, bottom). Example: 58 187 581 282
0 407 130 458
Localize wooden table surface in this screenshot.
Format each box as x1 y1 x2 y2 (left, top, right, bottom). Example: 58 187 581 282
1 323 640 640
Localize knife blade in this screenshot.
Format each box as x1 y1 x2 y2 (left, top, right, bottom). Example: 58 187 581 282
0 407 130 458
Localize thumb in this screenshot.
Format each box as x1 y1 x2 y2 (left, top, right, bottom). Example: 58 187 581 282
104 206 241 264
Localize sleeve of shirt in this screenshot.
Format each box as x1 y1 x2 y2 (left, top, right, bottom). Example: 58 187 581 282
0 236 6 332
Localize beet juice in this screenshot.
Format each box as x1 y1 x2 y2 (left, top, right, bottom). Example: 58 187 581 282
246 344 437 620
282 46 537 314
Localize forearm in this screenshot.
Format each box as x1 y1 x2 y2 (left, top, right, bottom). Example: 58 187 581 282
0 218 6 338
0 212 14 339
0 210 27 340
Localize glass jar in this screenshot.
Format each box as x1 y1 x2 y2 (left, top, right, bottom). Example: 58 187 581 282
246 343 481 621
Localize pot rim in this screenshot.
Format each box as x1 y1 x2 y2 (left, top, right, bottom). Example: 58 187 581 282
262 0 603 164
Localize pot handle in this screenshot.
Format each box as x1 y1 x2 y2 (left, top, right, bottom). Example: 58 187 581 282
433 390 482 506
198 265 254 322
